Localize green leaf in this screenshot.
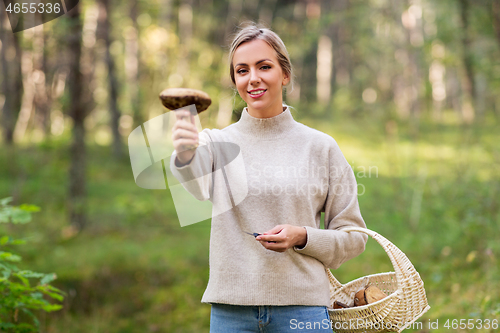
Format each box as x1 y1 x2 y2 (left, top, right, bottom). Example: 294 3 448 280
41 289 65 302
0 209 11 223
45 284 67 295
0 322 16 329
18 204 41 213
41 303 63 312
0 198 40 225
0 251 22 262
12 322 38 332
0 235 12 245
40 273 57 285
9 208 32 224
21 307 38 320
0 261 19 271
11 239 27 245
30 291 44 299
1 266 12 279
14 273 30 287
17 270 45 279
0 197 13 206
20 308 40 329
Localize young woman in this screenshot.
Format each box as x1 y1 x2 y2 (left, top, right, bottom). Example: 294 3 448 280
171 24 367 332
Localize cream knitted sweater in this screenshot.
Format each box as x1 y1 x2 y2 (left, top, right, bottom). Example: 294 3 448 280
170 106 367 307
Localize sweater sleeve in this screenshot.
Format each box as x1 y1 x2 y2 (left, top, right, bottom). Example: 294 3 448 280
169 129 214 201
293 150 368 269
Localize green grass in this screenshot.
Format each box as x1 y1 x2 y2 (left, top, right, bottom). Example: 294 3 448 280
1 113 499 332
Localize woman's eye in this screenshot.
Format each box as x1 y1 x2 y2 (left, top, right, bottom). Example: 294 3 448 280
261 65 271 70
236 68 247 74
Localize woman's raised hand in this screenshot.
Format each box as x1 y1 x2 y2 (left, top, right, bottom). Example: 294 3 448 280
256 225 307 252
171 109 199 165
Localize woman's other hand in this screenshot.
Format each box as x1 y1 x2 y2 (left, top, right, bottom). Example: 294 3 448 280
172 109 199 165
256 225 307 252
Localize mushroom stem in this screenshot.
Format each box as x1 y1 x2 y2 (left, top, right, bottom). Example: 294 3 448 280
174 109 198 149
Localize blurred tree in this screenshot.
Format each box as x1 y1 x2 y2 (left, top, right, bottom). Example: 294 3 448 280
13 27 41 142
98 0 122 158
316 34 332 105
225 0 242 42
127 0 142 127
33 25 51 138
458 0 476 123
0 10 23 145
67 4 87 231
492 0 500 48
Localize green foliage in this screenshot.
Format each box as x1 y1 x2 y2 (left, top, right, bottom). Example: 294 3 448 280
0 198 65 333
0 198 40 225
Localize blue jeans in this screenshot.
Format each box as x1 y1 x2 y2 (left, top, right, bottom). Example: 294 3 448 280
210 304 333 332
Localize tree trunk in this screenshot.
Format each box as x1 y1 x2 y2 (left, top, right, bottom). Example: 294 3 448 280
258 0 276 26
316 35 332 105
178 0 193 80
490 1 500 119
225 0 242 40
128 0 142 127
160 0 172 30
99 0 122 158
458 0 476 123
67 4 87 231
492 1 500 52
33 25 52 139
1 12 23 145
13 40 36 142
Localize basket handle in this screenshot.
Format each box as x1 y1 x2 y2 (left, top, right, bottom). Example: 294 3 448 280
326 267 343 290
339 227 423 290
325 227 380 290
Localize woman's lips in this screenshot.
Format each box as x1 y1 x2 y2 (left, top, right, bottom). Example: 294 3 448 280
248 89 267 98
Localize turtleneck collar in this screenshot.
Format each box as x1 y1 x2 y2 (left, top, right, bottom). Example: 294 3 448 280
234 106 296 140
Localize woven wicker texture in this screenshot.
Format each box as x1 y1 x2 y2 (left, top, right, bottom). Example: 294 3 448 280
327 227 430 333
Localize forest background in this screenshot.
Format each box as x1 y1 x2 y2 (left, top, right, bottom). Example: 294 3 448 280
1 0 499 332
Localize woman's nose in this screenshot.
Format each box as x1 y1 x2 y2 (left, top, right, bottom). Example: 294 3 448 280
249 69 261 85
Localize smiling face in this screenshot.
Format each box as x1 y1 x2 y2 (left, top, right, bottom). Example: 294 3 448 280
232 39 290 118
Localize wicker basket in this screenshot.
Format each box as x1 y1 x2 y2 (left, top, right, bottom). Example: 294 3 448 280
327 227 430 333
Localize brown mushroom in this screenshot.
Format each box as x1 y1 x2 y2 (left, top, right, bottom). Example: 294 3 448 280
159 88 211 150
333 301 351 309
159 88 211 114
354 285 387 307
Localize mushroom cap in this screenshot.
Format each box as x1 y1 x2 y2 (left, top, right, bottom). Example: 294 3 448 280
159 88 212 113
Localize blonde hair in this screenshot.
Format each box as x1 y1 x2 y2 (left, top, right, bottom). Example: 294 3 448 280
228 23 294 89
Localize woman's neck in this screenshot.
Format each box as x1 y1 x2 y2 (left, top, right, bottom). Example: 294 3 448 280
247 105 286 119
236 106 295 140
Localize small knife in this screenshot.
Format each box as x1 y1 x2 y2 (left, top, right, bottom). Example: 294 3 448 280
243 231 276 243
243 231 261 237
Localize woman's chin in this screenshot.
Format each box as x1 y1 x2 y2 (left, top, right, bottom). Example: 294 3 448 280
247 104 269 115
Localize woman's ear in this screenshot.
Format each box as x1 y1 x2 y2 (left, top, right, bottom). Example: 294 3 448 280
282 73 290 86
